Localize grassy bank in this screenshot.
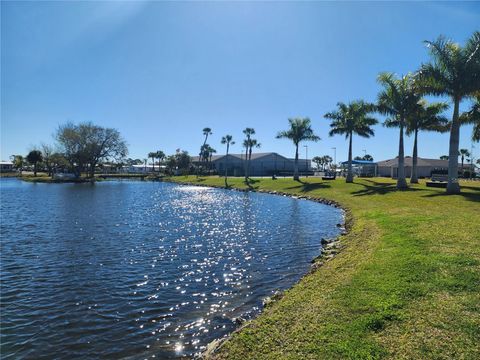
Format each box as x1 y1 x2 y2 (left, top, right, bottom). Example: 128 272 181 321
168 176 480 359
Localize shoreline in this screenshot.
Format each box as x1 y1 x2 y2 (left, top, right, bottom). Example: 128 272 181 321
162 177 352 358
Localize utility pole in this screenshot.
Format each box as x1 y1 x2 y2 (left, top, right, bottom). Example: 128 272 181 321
331 147 336 170
304 145 308 177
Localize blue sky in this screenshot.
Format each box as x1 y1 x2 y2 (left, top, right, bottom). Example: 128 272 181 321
1 1 479 163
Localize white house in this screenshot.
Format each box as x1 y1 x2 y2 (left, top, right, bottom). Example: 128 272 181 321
0 161 14 172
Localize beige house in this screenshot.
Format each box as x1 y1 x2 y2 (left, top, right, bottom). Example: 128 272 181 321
377 156 470 178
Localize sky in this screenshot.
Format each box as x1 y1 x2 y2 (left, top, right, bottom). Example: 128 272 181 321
1 1 479 164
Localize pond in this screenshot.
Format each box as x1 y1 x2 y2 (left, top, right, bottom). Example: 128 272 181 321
0 179 342 359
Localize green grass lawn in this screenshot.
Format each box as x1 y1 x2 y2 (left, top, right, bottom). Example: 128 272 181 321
168 176 480 360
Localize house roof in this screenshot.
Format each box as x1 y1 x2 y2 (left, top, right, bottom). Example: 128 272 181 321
192 152 291 162
377 157 469 168
0 161 13 165
341 160 376 165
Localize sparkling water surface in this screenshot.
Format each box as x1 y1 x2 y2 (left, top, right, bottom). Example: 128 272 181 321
0 179 342 359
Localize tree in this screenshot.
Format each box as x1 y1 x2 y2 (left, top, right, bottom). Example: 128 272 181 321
377 73 418 189
276 118 320 181
155 151 166 172
26 150 43 176
148 152 157 172
41 143 56 177
198 127 212 175
323 155 333 169
56 122 128 178
325 101 377 183
459 149 470 175
440 155 449 160
363 154 374 161
406 100 449 183
417 32 480 193
10 155 24 170
354 156 363 161
312 156 323 170
242 128 257 181
459 95 480 142
221 135 235 186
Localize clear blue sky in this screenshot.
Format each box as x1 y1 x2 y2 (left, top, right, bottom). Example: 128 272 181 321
1 1 479 163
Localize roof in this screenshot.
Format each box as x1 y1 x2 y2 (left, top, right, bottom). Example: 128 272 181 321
192 152 291 162
341 160 376 165
0 161 13 165
377 157 469 168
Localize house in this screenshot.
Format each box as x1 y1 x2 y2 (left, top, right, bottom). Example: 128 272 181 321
0 161 14 172
377 156 471 178
192 152 311 177
340 160 378 177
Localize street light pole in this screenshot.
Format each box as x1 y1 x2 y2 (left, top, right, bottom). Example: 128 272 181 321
304 145 308 177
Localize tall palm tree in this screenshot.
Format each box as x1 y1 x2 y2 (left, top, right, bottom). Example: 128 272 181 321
417 31 480 193
276 118 320 181
148 152 156 172
325 101 377 183
242 128 256 180
406 100 449 183
155 151 165 172
459 149 470 175
198 127 212 175
221 135 234 185
377 73 419 189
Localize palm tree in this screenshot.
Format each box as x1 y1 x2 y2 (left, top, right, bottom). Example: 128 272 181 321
221 135 235 186
242 128 256 180
459 95 480 142
26 150 43 176
417 32 480 193
155 151 165 172
377 73 419 189
325 101 377 183
459 149 470 175
312 156 323 170
198 127 212 175
406 100 449 183
276 118 320 181
148 152 156 172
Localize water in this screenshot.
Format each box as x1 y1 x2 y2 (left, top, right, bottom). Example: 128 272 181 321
0 178 342 359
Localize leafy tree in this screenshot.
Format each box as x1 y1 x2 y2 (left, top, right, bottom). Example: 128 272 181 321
56 122 128 178
440 155 449 160
325 101 377 183
377 73 418 189
323 155 333 169
26 150 43 176
312 156 323 170
10 155 24 170
277 118 320 181
221 135 235 186
354 156 363 161
417 31 480 193
41 143 56 177
406 100 449 183
363 154 374 161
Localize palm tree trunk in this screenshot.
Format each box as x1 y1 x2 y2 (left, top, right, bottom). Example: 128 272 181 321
346 133 353 183
225 143 229 186
410 129 419 184
397 121 408 189
447 98 461 194
152 157 155 172
244 148 248 181
293 144 299 181
34 162 37 177
248 147 253 178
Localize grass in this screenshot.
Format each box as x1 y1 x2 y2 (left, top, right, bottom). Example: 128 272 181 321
168 176 480 360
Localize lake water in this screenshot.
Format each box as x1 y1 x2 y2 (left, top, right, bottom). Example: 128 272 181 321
0 179 342 359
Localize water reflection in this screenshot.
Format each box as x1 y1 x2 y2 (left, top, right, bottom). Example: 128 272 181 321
1 179 342 359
